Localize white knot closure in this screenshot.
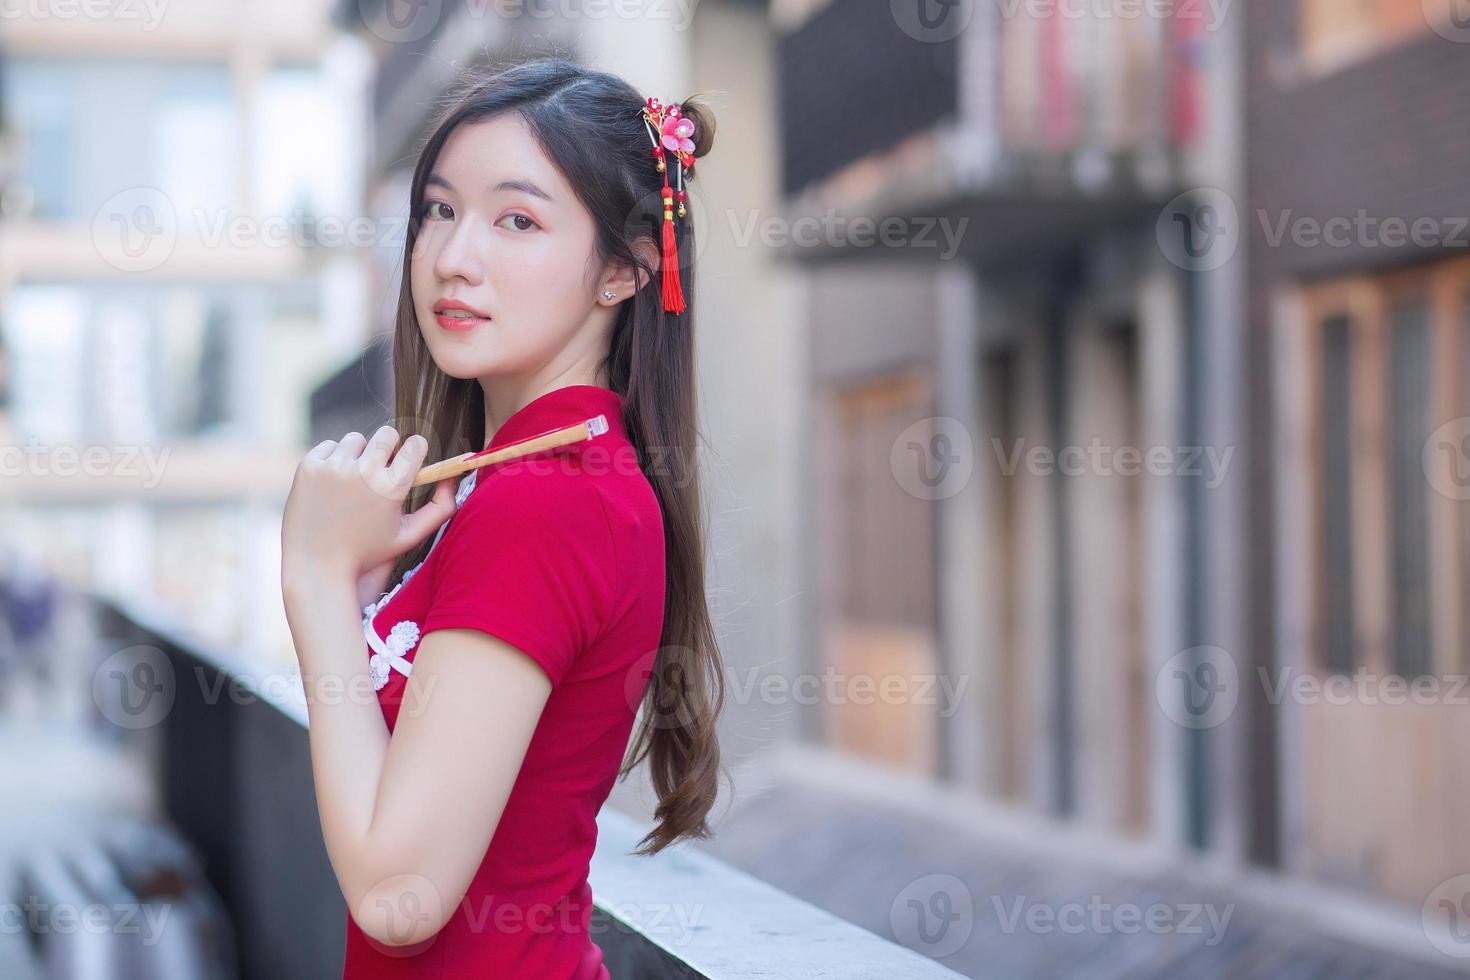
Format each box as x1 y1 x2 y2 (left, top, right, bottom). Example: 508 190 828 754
363 468 476 692
367 619 420 691
386 620 420 656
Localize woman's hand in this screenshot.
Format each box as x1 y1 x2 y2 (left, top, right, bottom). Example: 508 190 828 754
281 426 459 592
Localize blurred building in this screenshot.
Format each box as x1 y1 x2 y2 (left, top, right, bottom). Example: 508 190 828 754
752 0 1467 938
0 1 373 663
1249 0 1470 907
769 0 1251 855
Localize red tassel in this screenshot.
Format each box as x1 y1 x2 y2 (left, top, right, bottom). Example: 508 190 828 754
661 213 685 314
658 175 685 314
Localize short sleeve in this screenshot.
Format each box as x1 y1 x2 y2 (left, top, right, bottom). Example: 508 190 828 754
419 468 619 687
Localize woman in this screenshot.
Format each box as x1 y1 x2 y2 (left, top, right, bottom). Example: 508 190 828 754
279 57 726 978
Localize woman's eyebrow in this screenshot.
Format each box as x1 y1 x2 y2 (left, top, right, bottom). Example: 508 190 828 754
425 173 554 202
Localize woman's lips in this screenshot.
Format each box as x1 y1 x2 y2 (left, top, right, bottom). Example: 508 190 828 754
435 312 488 332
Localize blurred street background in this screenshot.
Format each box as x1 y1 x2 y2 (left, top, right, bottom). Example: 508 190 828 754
3 0 1470 977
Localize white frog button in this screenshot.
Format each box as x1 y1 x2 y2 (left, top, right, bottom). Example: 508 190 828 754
361 468 479 692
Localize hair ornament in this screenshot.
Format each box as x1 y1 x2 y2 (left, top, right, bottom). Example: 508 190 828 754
640 96 698 314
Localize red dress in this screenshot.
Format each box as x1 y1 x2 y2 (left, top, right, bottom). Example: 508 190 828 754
343 385 667 979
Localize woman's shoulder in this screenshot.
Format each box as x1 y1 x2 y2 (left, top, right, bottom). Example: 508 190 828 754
455 456 615 543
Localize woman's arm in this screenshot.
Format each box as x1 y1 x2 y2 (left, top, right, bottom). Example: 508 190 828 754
284 570 551 948
280 428 555 948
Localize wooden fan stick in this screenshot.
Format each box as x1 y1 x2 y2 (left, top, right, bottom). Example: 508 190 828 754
411 415 610 487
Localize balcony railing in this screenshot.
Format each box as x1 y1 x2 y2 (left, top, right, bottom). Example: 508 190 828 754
774 1 1202 266
94 597 965 980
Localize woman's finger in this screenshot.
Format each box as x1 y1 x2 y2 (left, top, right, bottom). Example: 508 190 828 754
306 439 338 461
394 478 459 551
329 431 368 463
358 425 399 475
386 433 430 486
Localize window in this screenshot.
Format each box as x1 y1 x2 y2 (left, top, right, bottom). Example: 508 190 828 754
3 58 236 222
1463 294 1470 672
1321 314 1355 674
1302 258 1470 681
1298 0 1430 75
2 281 317 445
1387 298 1432 678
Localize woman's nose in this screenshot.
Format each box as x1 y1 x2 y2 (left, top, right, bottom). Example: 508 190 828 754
431 217 486 284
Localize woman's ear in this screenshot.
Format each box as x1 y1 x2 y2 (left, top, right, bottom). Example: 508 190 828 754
600 237 661 302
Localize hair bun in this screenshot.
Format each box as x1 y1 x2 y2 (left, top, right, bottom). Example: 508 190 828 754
677 97 716 162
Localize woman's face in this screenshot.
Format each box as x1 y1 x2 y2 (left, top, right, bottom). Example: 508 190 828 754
411 113 607 382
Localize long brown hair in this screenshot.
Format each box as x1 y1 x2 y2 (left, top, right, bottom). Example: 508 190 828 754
380 57 725 854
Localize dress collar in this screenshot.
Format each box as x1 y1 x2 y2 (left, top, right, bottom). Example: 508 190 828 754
482 384 627 453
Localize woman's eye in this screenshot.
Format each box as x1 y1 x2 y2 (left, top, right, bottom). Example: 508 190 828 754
423 200 452 221
497 213 539 232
